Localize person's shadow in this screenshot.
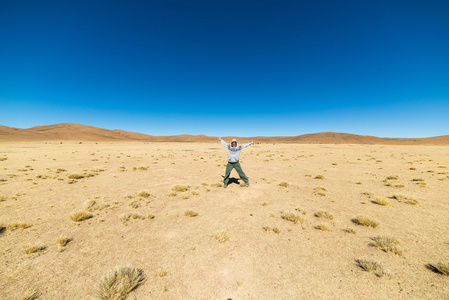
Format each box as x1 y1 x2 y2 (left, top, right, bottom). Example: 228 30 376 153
221 176 240 186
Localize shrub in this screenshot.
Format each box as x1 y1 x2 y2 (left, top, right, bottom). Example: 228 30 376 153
371 235 403 256
433 261 449 275
96 266 145 300
315 210 333 220
279 182 289 187
55 236 71 247
352 215 379 228
372 197 389 206
184 210 198 217
213 232 229 243
172 185 187 192
356 257 388 277
343 227 356 234
23 243 46 254
281 211 305 225
67 173 84 180
315 224 331 231
314 175 324 179
6 222 31 231
69 211 93 222
137 190 150 198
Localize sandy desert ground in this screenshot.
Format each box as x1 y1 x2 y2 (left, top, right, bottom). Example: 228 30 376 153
0 141 448 299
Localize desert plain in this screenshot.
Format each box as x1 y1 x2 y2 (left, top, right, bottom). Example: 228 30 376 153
0 141 448 299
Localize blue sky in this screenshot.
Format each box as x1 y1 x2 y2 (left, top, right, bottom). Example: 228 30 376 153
1 0 448 138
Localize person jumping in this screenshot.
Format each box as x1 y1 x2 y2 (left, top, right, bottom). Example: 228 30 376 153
219 137 253 188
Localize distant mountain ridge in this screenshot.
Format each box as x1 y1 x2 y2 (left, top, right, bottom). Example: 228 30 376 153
0 123 448 145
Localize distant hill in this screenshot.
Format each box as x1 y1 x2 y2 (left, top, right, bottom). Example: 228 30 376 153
0 123 448 145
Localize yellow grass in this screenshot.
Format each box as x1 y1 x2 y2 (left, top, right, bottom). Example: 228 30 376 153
213 232 229 243
343 227 356 234
314 210 333 220
314 175 324 179
281 211 305 225
356 257 388 277
352 215 380 228
55 236 71 247
315 224 331 231
96 266 145 300
6 222 31 231
278 182 289 187
371 235 403 256
69 211 93 222
434 261 449 275
67 173 84 179
372 196 389 206
137 190 150 198
184 210 198 217
21 291 40 300
23 243 46 254
172 185 188 192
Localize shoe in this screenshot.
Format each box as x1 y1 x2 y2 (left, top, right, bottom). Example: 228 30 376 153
223 184 227 188
246 181 250 187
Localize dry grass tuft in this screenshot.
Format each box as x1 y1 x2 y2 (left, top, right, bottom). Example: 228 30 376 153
371 235 403 256
278 182 289 187
137 190 150 198
213 232 229 243
55 236 71 247
314 186 327 196
172 185 188 192
314 175 324 179
120 213 145 225
372 197 389 206
281 211 305 225
263 226 281 234
314 210 334 220
23 243 46 255
386 175 399 180
67 173 84 180
96 266 145 300
432 261 449 275
315 224 331 231
21 291 41 300
405 199 419 205
6 222 31 231
211 183 223 187
128 201 141 209
343 227 357 234
356 257 388 277
184 210 198 217
352 215 380 228
69 211 93 222
1 195 7 202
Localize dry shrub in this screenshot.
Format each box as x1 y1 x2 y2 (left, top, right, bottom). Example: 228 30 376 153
23 243 46 255
70 211 93 222
120 213 145 225
343 227 356 234
137 190 150 198
278 182 289 187
314 186 327 196
129 201 141 209
67 173 84 179
184 210 198 217
315 224 331 231
432 261 449 275
356 257 388 277
21 291 41 300
172 185 188 192
55 236 71 247
315 210 333 220
371 235 403 256
213 232 229 243
6 222 31 231
386 175 399 180
372 197 389 206
352 215 379 228
314 175 324 179
405 199 419 205
281 211 305 225
96 266 145 300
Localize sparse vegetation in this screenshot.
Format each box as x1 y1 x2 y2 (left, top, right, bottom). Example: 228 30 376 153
431 261 449 276
356 257 388 277
314 186 327 196
21 291 40 300
343 227 357 234
96 266 145 300
69 211 93 222
55 236 71 247
137 190 150 198
281 211 305 225
352 215 380 228
211 183 223 187
213 232 229 243
315 224 331 231
120 213 146 225
279 182 289 187
371 235 403 256
6 222 31 231
172 185 188 192
372 196 389 206
67 173 84 179
23 243 46 255
314 175 324 179
184 210 198 217
315 210 334 220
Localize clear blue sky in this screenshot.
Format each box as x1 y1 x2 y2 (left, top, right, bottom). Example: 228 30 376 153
1 0 448 138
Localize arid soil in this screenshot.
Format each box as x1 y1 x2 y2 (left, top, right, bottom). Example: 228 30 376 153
0 141 448 299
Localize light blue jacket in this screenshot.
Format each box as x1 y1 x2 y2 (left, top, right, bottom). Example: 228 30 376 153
220 138 252 163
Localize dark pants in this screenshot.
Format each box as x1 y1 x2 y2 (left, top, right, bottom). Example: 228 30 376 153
224 162 248 185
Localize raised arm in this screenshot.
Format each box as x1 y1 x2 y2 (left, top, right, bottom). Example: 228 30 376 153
219 137 228 148
241 141 253 149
